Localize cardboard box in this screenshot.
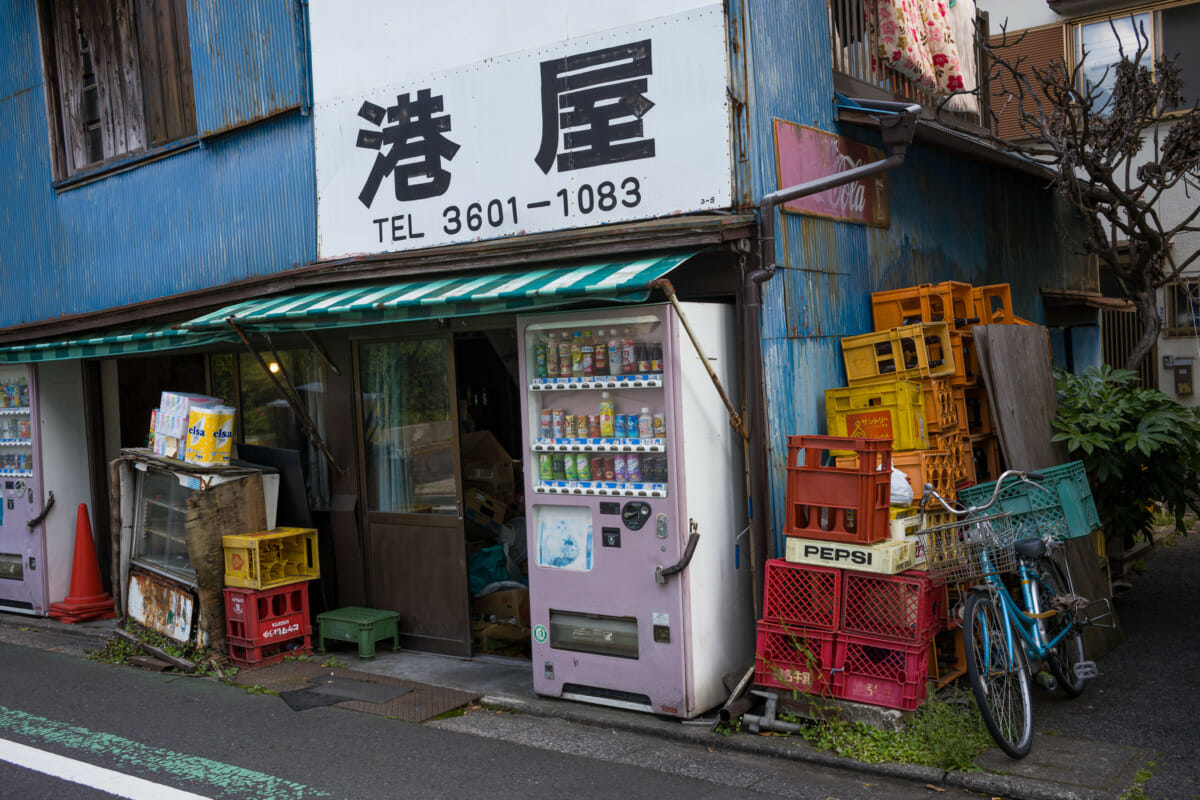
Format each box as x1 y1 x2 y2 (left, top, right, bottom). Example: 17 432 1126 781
472 620 531 653
473 587 530 625
464 487 505 534
460 431 515 501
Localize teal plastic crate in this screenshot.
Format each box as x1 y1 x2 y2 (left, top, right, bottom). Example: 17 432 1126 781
958 461 1100 540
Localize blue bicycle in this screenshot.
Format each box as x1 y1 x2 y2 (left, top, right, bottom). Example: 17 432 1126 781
918 469 1110 759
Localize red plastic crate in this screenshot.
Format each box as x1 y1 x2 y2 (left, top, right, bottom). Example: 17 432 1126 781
784 435 891 545
226 634 313 669
763 559 842 630
832 632 929 711
754 621 837 695
840 569 944 645
223 582 312 647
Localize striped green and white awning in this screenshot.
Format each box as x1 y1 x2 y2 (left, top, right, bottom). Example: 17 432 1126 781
182 252 695 333
0 326 235 364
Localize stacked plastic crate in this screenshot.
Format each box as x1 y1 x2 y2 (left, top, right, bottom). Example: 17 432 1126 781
222 527 320 668
753 435 945 710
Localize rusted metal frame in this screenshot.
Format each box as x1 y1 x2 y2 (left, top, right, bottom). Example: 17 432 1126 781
0 214 755 345
227 320 346 477
650 277 747 442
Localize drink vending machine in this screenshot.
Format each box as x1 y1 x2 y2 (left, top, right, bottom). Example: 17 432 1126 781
516 302 753 718
0 365 45 614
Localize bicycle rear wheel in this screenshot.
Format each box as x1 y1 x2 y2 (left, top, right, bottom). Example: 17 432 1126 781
1037 557 1087 697
964 591 1034 758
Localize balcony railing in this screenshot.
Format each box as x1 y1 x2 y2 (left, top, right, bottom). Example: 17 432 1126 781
829 1 990 130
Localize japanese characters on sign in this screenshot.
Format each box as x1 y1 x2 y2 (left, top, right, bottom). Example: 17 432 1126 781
313 5 730 258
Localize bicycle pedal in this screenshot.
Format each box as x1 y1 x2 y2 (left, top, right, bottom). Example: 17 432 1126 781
1073 661 1099 680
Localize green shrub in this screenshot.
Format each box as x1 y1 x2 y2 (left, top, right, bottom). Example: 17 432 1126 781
1051 365 1200 547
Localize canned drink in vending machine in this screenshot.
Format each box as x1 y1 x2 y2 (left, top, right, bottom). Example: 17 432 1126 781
614 453 626 481
552 454 566 480
575 415 589 438
564 454 578 481
551 409 565 439
576 453 591 481
540 410 553 439
588 415 601 439
604 456 616 481
626 454 641 482
652 413 666 438
590 456 604 481
613 413 627 439
539 454 553 481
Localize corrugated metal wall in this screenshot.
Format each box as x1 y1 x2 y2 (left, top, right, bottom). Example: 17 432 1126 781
188 0 308 136
731 2 1093 554
0 0 315 328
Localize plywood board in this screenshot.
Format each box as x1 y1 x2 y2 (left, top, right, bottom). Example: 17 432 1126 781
973 325 1068 471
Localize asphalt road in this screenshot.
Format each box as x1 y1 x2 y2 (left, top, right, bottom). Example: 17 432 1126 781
0 643 992 800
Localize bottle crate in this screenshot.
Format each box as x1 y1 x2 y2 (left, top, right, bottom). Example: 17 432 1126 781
226 633 313 669
964 386 992 435
969 434 1002 484
919 376 959 432
957 460 1100 540
825 381 929 452
762 559 842 630
841 322 957 386
841 569 944 645
784 436 891 545
754 621 837 695
890 449 956 503
832 632 930 711
929 429 973 485
972 283 1014 325
223 583 312 648
223 527 320 590
949 331 979 387
928 627 967 689
871 281 977 331
784 536 916 575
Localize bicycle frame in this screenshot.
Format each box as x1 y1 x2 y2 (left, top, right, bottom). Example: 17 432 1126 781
975 552 1072 673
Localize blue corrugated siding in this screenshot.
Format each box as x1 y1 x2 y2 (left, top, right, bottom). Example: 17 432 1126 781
0 2 315 327
188 0 307 137
737 3 1094 553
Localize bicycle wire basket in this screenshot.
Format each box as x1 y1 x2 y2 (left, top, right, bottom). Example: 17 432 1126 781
916 511 1019 584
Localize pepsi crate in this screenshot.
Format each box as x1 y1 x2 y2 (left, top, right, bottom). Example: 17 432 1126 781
784 537 916 575
840 569 944 645
223 583 312 648
832 632 928 711
784 436 891 545
763 559 842 631
754 621 837 695
957 460 1099 540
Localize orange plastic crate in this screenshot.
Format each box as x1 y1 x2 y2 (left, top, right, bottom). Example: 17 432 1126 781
949 331 980 387
969 434 1002 484
871 281 977 331
972 284 1014 325
929 429 974 486
964 386 992 435
891 449 956 502
919 377 958 432
784 436 891 545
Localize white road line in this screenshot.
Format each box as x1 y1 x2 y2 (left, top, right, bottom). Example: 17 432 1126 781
0 737 213 800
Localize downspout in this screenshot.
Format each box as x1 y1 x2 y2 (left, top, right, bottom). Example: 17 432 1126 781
743 99 920 619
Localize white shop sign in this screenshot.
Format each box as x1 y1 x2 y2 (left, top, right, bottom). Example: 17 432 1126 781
313 4 731 259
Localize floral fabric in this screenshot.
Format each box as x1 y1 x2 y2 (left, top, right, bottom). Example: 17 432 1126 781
874 0 966 97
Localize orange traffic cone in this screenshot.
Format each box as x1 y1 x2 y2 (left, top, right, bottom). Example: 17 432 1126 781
48 504 116 623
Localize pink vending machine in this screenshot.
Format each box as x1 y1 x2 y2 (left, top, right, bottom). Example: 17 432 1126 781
0 365 45 615
516 302 753 718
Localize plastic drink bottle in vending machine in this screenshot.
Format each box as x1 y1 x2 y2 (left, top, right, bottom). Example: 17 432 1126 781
594 330 608 374
571 332 584 378
621 329 636 374
546 332 559 377
581 331 595 376
607 332 621 376
535 339 547 378
599 392 615 438
638 408 653 439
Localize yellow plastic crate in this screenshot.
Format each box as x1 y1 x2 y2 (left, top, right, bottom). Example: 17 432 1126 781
784 536 915 575
223 527 320 590
825 381 928 452
842 322 956 386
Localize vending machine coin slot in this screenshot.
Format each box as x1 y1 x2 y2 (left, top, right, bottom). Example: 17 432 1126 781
621 502 651 530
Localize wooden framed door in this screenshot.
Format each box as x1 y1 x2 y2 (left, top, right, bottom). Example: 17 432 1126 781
355 334 471 655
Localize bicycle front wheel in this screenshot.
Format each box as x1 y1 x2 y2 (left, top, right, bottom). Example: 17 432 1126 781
1038 557 1087 697
964 591 1034 758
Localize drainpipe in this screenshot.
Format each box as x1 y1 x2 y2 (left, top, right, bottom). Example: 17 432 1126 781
743 99 920 619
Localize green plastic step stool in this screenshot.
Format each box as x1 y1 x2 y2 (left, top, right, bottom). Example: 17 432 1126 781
316 606 401 661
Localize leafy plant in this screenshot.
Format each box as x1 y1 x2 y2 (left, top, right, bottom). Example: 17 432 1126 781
1051 365 1200 547
1121 759 1157 800
321 657 348 669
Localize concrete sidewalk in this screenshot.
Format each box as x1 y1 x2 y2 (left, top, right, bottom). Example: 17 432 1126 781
3 530 1195 800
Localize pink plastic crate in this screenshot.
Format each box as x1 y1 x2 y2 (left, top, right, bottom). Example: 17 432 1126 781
754 621 837 695
840 570 944 645
832 632 928 711
763 559 842 630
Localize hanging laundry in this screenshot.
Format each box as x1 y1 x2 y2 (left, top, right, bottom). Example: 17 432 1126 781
874 0 968 99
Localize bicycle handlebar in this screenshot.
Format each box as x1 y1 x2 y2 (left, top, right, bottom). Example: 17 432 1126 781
919 468 1048 517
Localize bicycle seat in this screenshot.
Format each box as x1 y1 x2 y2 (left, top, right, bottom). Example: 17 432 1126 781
1015 537 1047 560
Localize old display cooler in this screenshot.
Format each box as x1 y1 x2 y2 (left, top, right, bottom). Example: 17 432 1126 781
516 302 752 718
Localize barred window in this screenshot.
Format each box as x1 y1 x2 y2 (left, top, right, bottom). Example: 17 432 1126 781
1164 279 1200 336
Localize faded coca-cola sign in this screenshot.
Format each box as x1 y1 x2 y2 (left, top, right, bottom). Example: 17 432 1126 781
773 119 889 227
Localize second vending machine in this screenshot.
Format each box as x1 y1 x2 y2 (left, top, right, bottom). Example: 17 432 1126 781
516 302 753 719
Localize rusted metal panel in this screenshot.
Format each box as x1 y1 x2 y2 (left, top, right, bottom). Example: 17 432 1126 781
126 567 196 642
187 0 306 137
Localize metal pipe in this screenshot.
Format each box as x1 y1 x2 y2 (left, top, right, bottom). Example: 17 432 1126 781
742 98 920 620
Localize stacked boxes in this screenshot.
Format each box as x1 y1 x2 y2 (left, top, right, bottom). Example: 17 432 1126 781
222 527 320 668
755 559 945 711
